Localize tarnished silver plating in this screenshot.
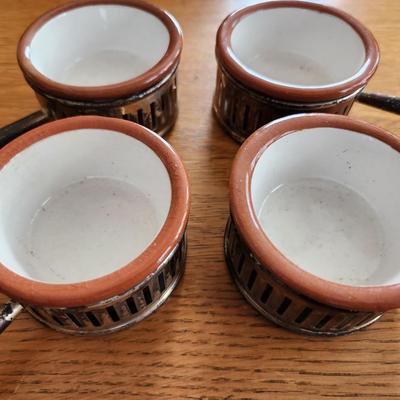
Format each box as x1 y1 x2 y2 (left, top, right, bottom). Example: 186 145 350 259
224 217 382 336
23 233 186 335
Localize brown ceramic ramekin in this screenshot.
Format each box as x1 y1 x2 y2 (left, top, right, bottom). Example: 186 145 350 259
214 1 380 143
0 116 190 335
226 113 400 335
0 0 182 146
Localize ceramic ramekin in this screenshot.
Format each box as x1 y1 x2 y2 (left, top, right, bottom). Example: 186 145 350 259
214 1 380 143
226 113 400 335
0 116 190 335
0 0 182 146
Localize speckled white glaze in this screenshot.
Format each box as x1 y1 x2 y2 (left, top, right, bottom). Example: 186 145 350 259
27 4 170 86
231 7 365 87
0 129 171 283
251 127 400 286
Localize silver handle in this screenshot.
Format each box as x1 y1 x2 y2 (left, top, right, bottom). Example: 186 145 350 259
0 301 23 334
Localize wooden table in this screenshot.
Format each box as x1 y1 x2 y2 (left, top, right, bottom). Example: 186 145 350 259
0 0 399 398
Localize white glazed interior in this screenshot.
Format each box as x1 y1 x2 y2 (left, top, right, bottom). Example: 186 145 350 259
230 7 366 87
27 5 170 86
0 129 171 284
251 127 400 286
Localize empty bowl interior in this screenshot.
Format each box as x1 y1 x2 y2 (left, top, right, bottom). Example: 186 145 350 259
0 129 171 284
251 127 400 286
230 7 365 87
28 4 170 86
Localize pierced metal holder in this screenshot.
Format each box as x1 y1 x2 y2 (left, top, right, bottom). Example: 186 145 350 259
0 69 178 147
213 66 358 143
224 217 382 336
35 69 178 136
18 233 187 336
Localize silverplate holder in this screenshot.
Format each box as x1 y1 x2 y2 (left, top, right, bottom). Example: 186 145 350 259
0 69 178 147
224 217 382 336
1 233 186 335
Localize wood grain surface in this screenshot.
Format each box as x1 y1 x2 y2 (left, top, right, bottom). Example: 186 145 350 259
0 0 399 398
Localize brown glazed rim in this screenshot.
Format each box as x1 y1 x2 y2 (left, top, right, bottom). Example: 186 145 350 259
17 0 182 101
230 113 400 312
216 1 380 102
0 116 190 307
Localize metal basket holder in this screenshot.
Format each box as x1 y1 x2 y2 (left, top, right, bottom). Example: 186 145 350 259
19 233 187 335
224 217 382 336
36 69 178 137
0 69 178 148
213 66 357 143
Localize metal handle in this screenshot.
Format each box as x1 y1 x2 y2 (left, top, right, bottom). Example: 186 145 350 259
0 301 23 334
0 110 52 148
0 111 50 329
357 92 400 115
